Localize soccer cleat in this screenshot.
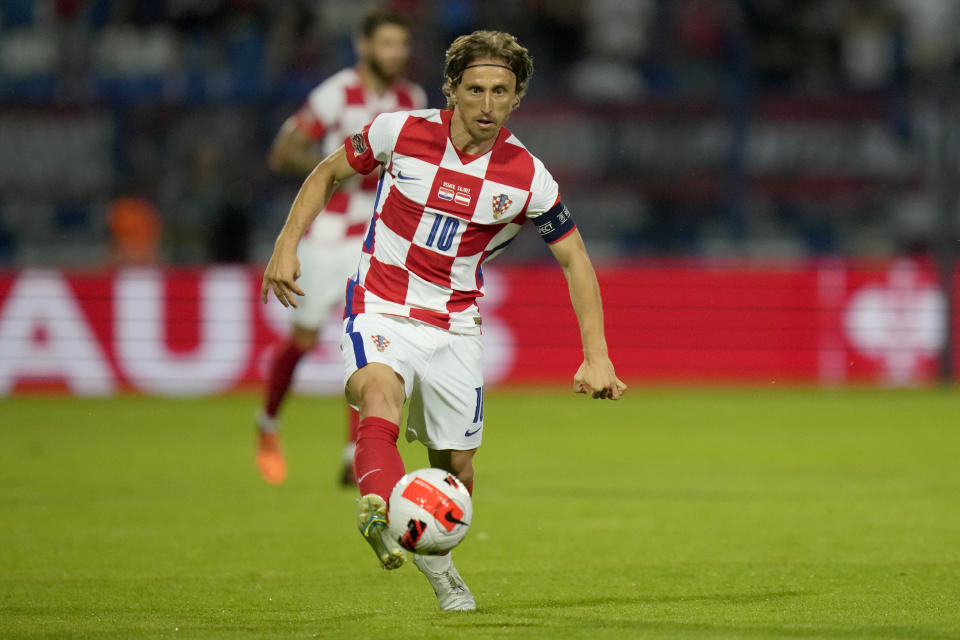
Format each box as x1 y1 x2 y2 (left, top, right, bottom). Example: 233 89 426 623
413 553 476 611
255 429 286 486
356 494 405 570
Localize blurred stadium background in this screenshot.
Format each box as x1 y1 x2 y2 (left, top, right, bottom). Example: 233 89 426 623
0 0 958 393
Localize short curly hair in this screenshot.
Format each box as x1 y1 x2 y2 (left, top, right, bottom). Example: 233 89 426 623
442 31 534 109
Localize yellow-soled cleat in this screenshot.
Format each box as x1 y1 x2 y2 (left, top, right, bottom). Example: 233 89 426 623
356 494 405 570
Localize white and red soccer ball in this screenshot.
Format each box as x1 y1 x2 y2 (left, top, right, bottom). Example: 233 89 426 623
387 468 472 555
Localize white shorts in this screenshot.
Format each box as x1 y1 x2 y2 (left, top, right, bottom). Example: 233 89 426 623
339 314 485 451
291 236 363 329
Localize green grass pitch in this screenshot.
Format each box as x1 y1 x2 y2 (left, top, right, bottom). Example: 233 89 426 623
1 387 958 639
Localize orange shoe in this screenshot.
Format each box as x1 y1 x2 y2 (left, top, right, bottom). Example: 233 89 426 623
256 431 286 485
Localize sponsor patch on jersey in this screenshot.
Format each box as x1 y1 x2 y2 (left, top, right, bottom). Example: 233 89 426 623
370 334 390 352
491 194 513 219
350 132 368 156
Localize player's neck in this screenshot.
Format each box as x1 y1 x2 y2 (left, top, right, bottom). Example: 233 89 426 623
357 62 391 95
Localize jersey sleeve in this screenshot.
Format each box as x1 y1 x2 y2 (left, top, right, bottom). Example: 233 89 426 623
524 157 576 244
524 157 561 218
292 80 342 141
344 111 407 175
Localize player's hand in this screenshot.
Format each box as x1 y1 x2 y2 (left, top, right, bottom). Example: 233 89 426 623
573 358 626 400
261 245 305 308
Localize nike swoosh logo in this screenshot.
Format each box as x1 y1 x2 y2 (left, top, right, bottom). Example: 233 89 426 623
396 171 419 181
356 468 381 484
444 511 469 526
464 427 481 437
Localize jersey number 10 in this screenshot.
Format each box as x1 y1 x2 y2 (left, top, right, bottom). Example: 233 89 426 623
426 214 461 252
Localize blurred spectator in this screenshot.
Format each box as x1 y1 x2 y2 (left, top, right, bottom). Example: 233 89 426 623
840 1 900 90
107 193 161 266
570 0 653 101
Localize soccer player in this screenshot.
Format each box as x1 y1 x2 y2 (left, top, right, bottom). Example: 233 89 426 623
261 30 625 610
256 7 427 486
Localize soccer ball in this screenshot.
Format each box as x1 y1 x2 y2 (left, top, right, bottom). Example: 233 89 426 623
387 468 472 555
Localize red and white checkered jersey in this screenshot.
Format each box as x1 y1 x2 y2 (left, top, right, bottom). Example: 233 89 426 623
291 67 427 241
343 108 571 334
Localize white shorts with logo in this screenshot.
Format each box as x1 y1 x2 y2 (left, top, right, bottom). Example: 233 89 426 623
339 313 485 451
291 236 364 329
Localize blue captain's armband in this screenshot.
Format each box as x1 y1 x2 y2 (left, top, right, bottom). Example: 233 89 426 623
535 201 576 244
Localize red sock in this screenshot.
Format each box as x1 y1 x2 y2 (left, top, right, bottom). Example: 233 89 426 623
353 417 405 500
264 340 308 417
347 407 360 443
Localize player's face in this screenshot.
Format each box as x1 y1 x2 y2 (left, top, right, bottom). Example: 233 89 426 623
360 24 410 83
452 58 518 144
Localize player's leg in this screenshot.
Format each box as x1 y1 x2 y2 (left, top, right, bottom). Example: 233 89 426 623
413 446 477 610
256 323 318 485
406 331 483 610
347 362 406 491
348 363 407 569
427 448 476 494
263 325 318 423
341 314 417 569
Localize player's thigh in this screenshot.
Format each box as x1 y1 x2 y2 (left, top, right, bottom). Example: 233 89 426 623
406 333 484 450
339 314 417 410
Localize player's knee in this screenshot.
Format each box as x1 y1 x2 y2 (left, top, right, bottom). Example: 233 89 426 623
360 387 399 417
355 381 404 423
347 364 405 423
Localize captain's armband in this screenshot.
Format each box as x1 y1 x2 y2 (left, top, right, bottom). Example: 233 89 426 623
535 201 577 244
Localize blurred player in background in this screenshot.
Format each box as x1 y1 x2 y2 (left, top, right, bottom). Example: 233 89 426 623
262 30 625 610
256 6 427 486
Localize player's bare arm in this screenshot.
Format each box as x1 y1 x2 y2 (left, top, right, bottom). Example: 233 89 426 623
268 118 326 176
261 146 357 307
548 230 626 400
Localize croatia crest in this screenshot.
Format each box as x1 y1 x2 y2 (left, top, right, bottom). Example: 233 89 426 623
371 334 390 352
492 194 512 219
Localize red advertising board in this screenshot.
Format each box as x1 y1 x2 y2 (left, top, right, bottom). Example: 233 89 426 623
0 259 954 395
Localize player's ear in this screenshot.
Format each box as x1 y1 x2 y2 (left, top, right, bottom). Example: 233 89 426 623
443 80 457 109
